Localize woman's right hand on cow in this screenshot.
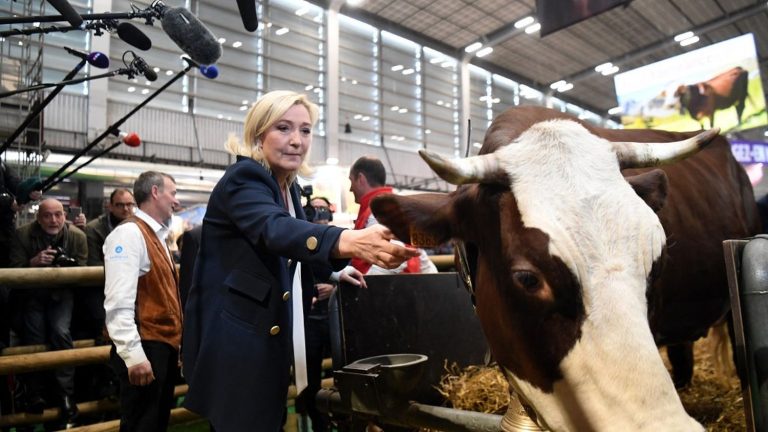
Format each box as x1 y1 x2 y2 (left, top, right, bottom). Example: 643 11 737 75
335 224 420 269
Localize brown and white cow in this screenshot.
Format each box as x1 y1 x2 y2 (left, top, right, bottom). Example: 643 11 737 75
370 106 760 431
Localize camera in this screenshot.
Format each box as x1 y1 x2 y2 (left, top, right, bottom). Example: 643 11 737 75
51 247 78 267
300 185 333 223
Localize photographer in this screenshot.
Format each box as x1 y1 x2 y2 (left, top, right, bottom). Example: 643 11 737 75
9 198 86 425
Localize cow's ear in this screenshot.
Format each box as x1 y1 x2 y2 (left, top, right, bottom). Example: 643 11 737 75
371 193 453 247
625 169 669 212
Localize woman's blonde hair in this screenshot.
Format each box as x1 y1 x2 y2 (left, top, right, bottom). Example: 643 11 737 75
225 90 319 181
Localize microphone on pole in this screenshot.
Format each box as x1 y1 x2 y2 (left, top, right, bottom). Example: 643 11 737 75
181 56 219 79
236 0 258 32
63 46 109 69
130 54 158 82
115 22 152 51
46 0 83 28
150 0 222 65
44 131 142 191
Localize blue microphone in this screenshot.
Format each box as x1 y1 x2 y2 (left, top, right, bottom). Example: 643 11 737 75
199 64 218 79
182 56 218 79
64 46 109 69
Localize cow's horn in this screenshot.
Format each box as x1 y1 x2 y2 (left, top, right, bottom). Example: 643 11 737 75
612 128 720 168
419 149 506 185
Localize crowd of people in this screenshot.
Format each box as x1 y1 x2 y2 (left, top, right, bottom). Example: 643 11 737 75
0 90 442 432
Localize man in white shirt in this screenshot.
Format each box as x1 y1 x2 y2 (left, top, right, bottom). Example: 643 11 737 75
103 171 182 432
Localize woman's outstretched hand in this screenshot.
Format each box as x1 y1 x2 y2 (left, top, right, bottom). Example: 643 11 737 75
335 224 420 269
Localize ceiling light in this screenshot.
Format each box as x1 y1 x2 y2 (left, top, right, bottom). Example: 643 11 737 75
465 42 483 53
608 107 622 115
479 95 489 102
141 89 150 95
436 100 444 106
473 142 482 148
476 46 493 57
525 23 541 34
361 116 370 121
32 21 40 27
351 80 358 85
326 157 339 165
152 67 160 72
557 83 574 92
127 86 136 93
402 68 415 75
595 62 613 73
441 61 453 68
305 85 313 91
515 16 535 28
425 129 431 134
295 7 308 16
550 80 566 90
679 36 699 47
217 114 223 119
391 64 404 71
165 70 173 76
674 31 694 42
430 58 441 64
232 41 243 48
492 97 500 104
353 114 362 119
239 105 248 111
276 27 290 36
145 80 151 85
346 0 364 5
242 99 249 105
217 37 226 44
398 108 408 113
391 106 399 111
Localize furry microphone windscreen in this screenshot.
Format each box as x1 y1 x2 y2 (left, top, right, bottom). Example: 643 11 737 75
161 7 222 65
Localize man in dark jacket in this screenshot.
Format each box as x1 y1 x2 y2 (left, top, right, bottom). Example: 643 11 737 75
9 198 86 424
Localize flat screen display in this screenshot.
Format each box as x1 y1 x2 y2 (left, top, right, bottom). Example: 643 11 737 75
537 0 632 36
614 33 767 133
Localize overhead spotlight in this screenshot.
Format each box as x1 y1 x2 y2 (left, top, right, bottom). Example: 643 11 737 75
476 47 493 57
514 16 535 29
525 23 541 34
679 36 699 47
465 42 483 53
674 31 694 42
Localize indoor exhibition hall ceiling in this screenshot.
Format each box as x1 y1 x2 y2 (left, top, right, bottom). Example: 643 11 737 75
338 0 768 135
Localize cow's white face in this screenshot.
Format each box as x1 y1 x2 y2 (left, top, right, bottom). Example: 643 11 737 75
371 117 715 431
484 120 700 431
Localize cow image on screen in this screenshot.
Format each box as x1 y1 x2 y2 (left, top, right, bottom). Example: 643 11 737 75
674 66 750 129
370 106 760 432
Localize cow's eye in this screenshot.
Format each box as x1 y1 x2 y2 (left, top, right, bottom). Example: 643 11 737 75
513 271 540 292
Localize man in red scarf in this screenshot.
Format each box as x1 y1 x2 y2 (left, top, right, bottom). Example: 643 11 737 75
347 156 436 274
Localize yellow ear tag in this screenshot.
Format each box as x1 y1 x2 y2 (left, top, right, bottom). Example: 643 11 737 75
409 226 440 248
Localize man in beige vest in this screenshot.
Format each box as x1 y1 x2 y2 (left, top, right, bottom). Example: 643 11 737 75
103 171 182 432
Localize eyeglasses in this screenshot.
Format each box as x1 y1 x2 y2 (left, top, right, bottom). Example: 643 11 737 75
113 202 136 209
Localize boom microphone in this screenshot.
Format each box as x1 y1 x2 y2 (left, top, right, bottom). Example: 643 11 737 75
236 0 258 32
151 1 222 65
132 56 157 82
116 22 152 51
46 0 83 28
64 46 109 69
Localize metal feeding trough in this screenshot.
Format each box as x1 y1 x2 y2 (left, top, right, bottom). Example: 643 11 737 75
335 353 428 416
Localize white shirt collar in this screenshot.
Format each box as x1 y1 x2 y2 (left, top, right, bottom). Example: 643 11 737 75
134 208 169 240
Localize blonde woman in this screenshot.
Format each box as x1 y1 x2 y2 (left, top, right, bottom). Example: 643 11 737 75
182 90 418 431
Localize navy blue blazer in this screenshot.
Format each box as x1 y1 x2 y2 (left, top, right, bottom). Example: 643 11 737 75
182 157 346 431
